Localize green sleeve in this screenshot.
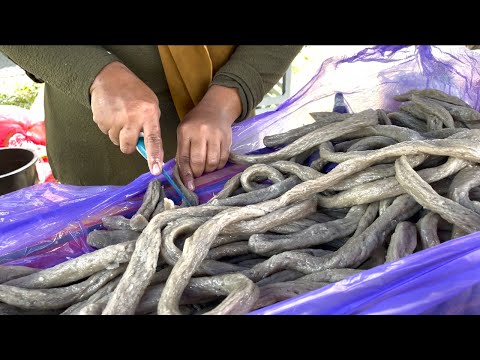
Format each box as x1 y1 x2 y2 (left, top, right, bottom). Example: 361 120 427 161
0 45 120 109
211 45 304 121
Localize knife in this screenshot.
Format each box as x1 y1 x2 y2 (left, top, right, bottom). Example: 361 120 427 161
136 135 192 207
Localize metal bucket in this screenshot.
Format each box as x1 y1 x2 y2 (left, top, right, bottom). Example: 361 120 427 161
0 147 38 196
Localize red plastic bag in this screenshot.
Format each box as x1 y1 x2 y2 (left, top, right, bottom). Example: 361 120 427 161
0 104 55 183
0 105 45 145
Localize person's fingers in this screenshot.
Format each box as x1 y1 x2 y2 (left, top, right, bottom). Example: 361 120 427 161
218 138 231 170
96 123 109 135
143 117 164 176
93 113 110 135
91 105 110 133
204 140 221 173
176 134 195 191
189 137 207 178
108 126 121 146
119 122 143 155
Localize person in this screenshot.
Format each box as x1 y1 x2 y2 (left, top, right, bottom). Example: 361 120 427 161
0 45 303 190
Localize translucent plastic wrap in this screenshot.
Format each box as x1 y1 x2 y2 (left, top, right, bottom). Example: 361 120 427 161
249 231 480 315
0 151 250 268
1 43 480 315
230 45 480 155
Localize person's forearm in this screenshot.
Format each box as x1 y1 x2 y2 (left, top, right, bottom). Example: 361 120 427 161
0 45 120 109
211 45 304 121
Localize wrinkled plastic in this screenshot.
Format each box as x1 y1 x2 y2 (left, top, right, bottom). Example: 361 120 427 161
0 179 142 267
0 159 248 268
0 105 45 146
1 45 480 319
249 231 480 315
0 104 55 183
230 45 480 155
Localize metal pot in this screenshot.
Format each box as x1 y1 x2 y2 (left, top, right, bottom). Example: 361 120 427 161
0 147 38 196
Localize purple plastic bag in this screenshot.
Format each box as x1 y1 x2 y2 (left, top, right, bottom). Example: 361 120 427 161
230 45 480 156
0 160 247 268
249 231 480 315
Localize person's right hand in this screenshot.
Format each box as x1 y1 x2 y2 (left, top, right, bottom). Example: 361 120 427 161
90 61 164 176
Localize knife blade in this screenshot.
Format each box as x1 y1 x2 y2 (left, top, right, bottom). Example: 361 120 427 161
136 135 192 207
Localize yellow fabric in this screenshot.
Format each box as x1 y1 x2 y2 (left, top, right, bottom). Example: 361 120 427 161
158 45 236 120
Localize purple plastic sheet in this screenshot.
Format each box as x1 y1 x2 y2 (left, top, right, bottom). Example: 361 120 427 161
249 231 480 315
0 160 246 268
1 45 480 314
230 45 480 156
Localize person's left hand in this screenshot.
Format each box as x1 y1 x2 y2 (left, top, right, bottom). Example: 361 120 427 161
176 85 242 191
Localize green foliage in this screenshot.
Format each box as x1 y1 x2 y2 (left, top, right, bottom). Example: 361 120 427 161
0 83 41 109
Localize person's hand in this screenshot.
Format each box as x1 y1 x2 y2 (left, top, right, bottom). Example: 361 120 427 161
90 61 163 175
176 85 242 191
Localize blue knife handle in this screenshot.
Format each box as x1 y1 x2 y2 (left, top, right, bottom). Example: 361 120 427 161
136 136 192 206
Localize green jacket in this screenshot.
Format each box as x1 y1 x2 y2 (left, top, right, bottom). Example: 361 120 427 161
0 45 303 185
